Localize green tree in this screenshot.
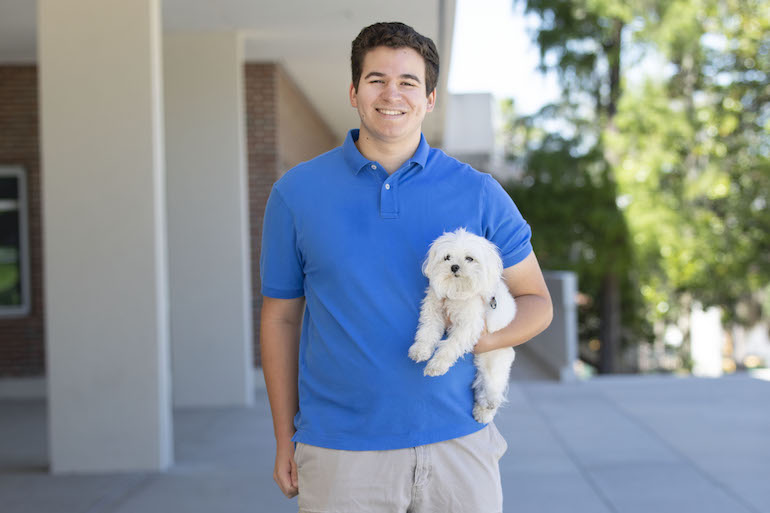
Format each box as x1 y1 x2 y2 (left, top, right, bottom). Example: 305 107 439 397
506 0 770 371
609 0 770 339
507 0 645 372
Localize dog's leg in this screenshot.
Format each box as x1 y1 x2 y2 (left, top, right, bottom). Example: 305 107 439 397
472 348 515 423
472 358 494 423
409 288 447 362
424 304 485 376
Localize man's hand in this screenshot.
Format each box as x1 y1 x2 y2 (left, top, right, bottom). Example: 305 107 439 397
274 438 299 498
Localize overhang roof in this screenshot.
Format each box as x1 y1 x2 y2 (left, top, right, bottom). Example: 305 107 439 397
0 0 456 145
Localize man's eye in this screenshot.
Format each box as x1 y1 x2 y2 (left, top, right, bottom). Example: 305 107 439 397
402 82 416 87
444 255 451 261
465 256 474 262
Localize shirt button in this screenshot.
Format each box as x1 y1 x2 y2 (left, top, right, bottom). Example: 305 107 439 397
385 184 391 190
371 164 377 170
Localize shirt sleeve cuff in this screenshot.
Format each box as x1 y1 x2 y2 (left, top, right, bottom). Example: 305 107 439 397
502 242 533 269
261 286 305 299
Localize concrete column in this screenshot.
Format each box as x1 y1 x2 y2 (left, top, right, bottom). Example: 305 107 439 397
39 0 172 472
163 32 254 407
527 271 578 381
691 303 724 377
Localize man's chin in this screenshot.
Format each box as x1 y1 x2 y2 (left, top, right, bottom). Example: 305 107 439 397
361 125 423 144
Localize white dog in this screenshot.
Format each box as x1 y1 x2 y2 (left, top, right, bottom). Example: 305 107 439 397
408 227 517 423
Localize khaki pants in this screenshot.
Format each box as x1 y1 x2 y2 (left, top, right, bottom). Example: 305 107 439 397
293 422 508 513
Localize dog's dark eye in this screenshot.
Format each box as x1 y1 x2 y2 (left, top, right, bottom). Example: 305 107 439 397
444 254 451 261
465 256 474 262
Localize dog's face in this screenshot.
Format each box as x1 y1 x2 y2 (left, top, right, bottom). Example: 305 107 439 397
422 227 503 300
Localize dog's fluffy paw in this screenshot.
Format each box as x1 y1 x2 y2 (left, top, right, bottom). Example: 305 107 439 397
473 403 498 424
408 342 434 362
424 357 451 376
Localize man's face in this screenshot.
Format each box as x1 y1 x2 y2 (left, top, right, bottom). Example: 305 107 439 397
349 46 436 146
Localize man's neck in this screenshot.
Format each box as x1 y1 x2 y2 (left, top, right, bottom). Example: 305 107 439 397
354 130 421 175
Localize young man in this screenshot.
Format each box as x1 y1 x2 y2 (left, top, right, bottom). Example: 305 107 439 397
260 22 552 513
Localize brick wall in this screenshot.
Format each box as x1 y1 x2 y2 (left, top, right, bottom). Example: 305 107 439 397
244 63 278 369
245 62 337 367
0 66 46 377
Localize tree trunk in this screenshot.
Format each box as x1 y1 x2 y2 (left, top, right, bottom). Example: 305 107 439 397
599 272 621 373
607 18 623 119
598 19 625 375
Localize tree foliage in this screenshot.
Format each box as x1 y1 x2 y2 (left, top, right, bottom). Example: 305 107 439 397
504 0 770 371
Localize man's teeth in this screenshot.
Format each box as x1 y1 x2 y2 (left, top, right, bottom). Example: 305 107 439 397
378 109 404 115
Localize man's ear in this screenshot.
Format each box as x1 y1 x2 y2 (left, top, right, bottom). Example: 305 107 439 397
349 82 358 108
426 89 436 112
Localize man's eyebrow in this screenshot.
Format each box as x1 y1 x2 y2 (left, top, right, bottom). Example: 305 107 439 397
363 71 422 83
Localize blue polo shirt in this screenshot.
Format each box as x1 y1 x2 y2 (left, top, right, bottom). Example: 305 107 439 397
260 129 532 451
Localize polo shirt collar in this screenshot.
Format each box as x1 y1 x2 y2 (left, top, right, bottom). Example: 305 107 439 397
343 128 430 175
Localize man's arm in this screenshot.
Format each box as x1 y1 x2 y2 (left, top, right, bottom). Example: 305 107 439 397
261 295 305 498
474 251 553 353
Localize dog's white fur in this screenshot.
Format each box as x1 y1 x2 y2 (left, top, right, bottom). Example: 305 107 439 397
408 227 517 423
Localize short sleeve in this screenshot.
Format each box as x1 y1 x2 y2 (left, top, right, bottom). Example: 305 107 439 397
259 186 305 298
481 174 533 268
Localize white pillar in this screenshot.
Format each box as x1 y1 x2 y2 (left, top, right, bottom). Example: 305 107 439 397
691 303 724 377
163 32 254 407
526 271 578 381
39 0 172 472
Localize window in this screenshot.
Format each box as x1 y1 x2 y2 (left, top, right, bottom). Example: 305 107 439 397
0 166 30 317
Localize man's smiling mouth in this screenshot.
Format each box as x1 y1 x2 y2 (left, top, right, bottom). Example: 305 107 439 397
376 108 406 116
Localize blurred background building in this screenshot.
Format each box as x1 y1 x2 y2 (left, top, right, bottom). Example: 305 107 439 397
1 0 768 479
0 0 583 475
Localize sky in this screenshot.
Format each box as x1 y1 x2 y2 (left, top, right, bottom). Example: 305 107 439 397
447 0 561 115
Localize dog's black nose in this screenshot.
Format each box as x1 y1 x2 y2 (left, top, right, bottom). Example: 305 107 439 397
451 264 460 273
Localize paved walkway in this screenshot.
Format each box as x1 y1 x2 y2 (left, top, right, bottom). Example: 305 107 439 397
1 373 768 513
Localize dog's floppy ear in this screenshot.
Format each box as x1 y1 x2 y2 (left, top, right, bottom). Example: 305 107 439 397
421 248 435 278
480 237 504 294
422 232 449 279
421 238 440 278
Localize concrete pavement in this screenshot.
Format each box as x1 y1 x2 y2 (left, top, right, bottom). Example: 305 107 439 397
1 373 768 512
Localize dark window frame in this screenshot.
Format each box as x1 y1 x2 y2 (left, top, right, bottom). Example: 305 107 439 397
0 165 31 318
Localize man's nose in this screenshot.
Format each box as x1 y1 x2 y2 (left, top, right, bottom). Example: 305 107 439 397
382 81 401 99
451 264 460 273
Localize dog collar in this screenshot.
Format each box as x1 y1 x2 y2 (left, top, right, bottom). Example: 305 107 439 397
489 296 497 309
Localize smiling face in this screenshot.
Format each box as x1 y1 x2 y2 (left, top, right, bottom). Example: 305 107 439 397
349 46 436 147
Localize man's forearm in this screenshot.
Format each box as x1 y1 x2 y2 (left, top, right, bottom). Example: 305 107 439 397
474 293 553 353
260 316 301 443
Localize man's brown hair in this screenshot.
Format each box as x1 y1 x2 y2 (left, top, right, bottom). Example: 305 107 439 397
351 22 440 97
